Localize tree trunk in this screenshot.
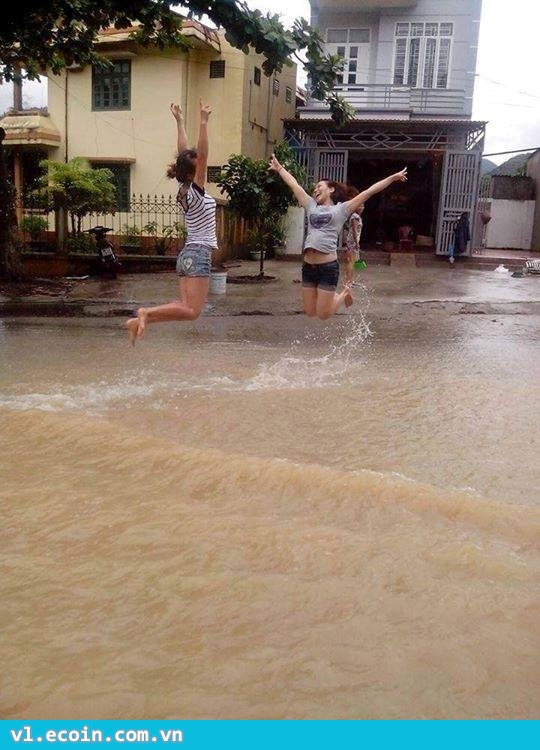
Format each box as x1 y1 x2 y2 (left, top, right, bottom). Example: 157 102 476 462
258 220 265 278
55 206 68 253
259 241 265 277
0 128 23 280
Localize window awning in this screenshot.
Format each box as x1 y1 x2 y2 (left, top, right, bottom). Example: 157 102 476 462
0 112 61 149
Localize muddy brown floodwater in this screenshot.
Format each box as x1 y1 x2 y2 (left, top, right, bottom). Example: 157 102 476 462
1 277 539 718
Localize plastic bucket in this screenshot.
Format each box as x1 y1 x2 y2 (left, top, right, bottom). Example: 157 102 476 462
210 270 227 294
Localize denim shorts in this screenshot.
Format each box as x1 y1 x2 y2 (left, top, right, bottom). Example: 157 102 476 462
302 260 340 291
176 244 212 277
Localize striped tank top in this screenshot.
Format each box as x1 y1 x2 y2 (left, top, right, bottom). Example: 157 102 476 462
177 182 217 248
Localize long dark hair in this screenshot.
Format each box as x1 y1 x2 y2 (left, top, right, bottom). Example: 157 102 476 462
167 148 197 182
321 179 349 204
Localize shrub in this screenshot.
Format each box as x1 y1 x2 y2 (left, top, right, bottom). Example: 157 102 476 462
66 234 97 254
19 214 49 241
120 224 141 246
33 157 116 238
218 141 307 275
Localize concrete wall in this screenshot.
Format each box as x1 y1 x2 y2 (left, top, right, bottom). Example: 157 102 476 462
489 175 535 201
241 51 297 161
484 199 535 250
526 150 540 251
313 0 482 115
48 52 191 196
46 34 296 200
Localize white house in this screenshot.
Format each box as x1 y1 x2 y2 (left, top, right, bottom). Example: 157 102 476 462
286 0 486 256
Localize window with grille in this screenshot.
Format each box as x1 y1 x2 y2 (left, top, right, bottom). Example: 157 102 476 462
207 166 222 183
326 28 371 85
392 22 453 89
92 162 130 212
423 37 437 88
407 37 421 87
209 60 225 78
327 29 348 43
285 86 293 103
273 78 280 96
436 38 451 88
254 66 261 86
393 38 407 85
92 60 131 110
349 28 370 43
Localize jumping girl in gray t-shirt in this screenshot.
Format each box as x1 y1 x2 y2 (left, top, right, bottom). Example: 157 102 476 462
269 154 407 320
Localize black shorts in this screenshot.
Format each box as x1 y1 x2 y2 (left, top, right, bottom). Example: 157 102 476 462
302 260 340 292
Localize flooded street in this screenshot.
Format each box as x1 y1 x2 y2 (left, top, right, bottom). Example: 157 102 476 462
1 266 539 718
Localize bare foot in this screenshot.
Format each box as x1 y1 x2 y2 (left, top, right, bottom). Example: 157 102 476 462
343 285 354 308
136 307 148 339
125 317 139 346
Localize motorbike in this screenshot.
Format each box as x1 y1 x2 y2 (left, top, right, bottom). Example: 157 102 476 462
86 226 122 279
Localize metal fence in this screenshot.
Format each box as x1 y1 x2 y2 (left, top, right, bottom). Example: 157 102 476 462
17 192 251 262
78 193 185 238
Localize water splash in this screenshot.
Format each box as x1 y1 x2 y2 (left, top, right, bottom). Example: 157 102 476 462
245 309 373 391
0 296 375 410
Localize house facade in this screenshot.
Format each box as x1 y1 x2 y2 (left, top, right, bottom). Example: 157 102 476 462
287 0 486 255
1 17 297 208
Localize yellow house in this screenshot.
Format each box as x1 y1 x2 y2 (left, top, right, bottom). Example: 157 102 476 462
40 18 297 203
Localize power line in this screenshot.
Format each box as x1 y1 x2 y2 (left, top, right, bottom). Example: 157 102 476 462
483 147 539 157
475 73 540 101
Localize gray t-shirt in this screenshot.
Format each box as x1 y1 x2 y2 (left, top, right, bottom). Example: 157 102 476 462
304 198 350 255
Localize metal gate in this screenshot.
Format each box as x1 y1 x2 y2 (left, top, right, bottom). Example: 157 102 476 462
436 150 481 255
315 149 348 183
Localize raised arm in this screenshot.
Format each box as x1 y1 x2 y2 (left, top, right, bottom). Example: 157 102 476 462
170 103 188 154
345 168 408 215
268 154 311 208
194 99 211 189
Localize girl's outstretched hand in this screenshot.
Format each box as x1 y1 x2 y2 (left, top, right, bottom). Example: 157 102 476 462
393 167 408 182
170 103 182 121
200 99 212 122
268 154 282 173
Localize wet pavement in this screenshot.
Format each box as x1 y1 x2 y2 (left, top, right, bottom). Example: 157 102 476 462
1 261 539 320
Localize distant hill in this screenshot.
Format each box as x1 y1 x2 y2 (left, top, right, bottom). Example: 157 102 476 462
481 158 497 175
487 153 534 177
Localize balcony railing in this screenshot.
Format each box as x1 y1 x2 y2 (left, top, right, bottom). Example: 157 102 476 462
312 1 418 8
304 84 467 117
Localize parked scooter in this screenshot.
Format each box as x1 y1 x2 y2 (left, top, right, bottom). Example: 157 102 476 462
86 226 121 279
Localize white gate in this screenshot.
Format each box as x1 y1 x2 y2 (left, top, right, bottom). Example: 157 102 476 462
436 150 481 255
316 149 348 183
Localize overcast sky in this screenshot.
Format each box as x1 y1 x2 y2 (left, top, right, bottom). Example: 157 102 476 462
2 0 538 164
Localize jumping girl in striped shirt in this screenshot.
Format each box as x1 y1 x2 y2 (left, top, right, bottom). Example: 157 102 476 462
125 99 216 343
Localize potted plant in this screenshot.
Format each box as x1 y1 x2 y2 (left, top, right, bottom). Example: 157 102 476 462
143 221 159 254
218 141 308 279
19 214 49 250
162 222 187 256
267 218 287 258
120 223 142 253
246 227 268 262
65 234 97 254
